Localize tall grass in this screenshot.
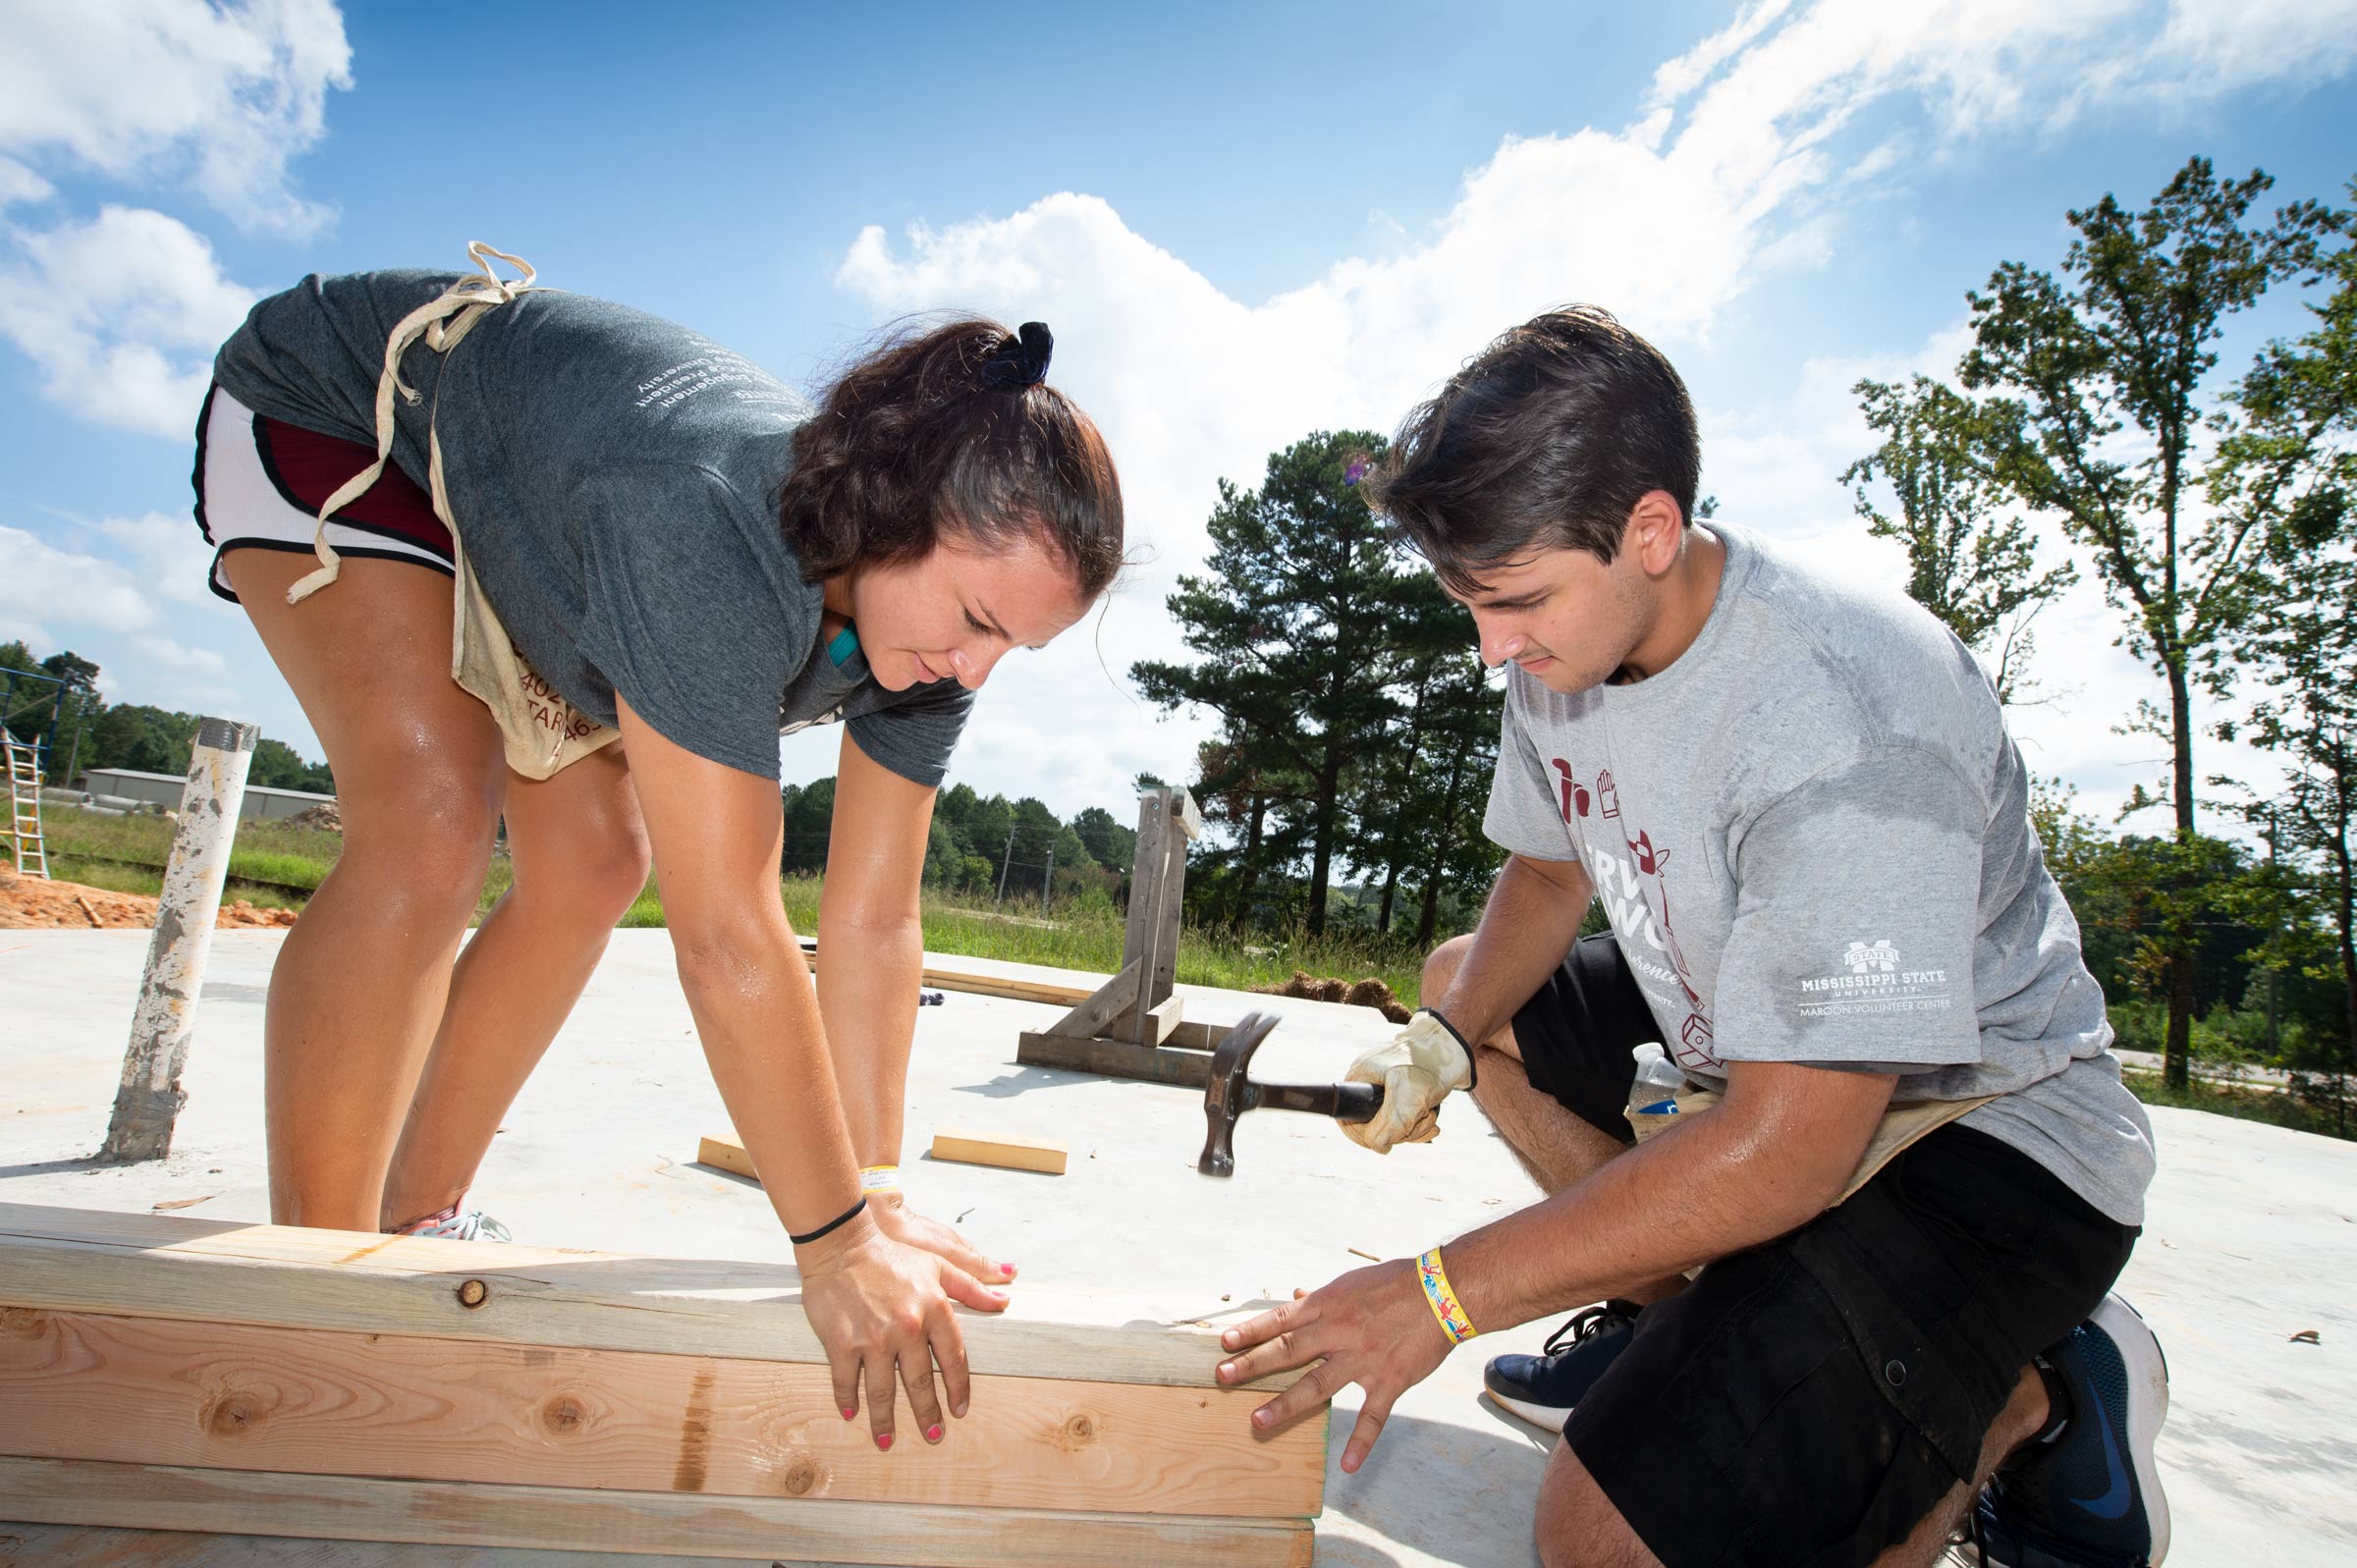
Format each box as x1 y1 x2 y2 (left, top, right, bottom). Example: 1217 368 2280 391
33 807 1428 998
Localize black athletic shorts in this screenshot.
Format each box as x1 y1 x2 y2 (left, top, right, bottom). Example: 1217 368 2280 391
1509 935 2140 1568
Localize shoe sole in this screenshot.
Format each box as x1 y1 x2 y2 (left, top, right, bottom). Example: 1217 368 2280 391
2091 1293 2170 1566
1483 1388 1571 1433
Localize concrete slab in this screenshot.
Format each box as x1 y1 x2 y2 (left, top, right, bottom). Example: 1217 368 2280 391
2 929 2352 1567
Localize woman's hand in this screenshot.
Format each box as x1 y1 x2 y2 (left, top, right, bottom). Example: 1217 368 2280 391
866 1191 1017 1298
795 1211 1008 1450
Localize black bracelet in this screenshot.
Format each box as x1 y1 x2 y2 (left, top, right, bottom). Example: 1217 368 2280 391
1418 1006 1478 1091
790 1200 867 1247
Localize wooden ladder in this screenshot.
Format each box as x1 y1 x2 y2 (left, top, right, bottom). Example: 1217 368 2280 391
6 731 48 879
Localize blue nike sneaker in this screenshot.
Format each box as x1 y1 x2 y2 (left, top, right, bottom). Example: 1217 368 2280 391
1481 1299 1640 1433
1971 1294 2171 1566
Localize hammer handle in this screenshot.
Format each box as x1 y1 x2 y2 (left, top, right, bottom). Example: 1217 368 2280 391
1253 1080 1384 1123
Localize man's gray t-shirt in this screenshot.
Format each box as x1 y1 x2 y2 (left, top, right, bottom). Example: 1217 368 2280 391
212 269 973 784
1482 524 2156 1225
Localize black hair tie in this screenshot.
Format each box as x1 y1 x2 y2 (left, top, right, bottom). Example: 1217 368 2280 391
978 321 1054 390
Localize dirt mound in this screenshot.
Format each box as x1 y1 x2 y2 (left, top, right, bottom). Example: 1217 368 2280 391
0 867 298 930
282 800 344 832
1250 968 1412 1024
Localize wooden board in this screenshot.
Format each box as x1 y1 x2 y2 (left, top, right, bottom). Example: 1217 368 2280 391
928 1128 1069 1175
695 1132 758 1180
1018 1031 1220 1090
0 1307 1317 1518
0 1203 1286 1391
0 1457 1315 1568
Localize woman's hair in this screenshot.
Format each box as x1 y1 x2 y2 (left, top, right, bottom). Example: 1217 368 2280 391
778 317 1124 598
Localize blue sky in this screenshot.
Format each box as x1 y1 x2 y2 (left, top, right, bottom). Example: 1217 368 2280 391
3 0 2354 828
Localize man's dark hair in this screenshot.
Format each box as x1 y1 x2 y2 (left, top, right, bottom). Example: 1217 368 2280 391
779 317 1124 597
1367 305 1699 593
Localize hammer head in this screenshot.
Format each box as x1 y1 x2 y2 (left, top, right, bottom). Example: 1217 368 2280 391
1199 1011 1281 1177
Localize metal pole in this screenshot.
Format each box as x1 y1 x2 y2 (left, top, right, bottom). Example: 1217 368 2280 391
996 831 1015 905
1041 848 1055 918
100 717 259 1162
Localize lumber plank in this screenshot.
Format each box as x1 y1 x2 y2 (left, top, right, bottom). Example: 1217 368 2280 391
0 1308 1321 1518
929 1128 1069 1175
0 1457 1317 1568
0 1204 1283 1390
1016 1032 1217 1090
695 1133 758 1180
1042 958 1142 1039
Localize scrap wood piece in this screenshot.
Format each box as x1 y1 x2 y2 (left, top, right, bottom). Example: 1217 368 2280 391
0 1307 1317 1519
695 1132 757 1181
0 1201 1293 1393
930 1127 1069 1175
0 1457 1314 1568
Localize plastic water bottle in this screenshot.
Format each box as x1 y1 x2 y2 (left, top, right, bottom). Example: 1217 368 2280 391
1627 1042 1687 1119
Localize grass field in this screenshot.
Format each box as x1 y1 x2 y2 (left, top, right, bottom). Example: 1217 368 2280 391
2122 1069 2355 1143
36 808 1428 1001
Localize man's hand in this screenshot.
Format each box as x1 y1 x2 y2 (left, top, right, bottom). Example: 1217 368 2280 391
866 1192 1015 1302
1214 1262 1453 1473
1343 1011 1475 1153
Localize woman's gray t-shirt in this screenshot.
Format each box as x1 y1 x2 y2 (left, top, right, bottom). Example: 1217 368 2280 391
211 269 973 784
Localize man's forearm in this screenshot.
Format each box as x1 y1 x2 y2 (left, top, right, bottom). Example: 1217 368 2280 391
1441 1064 1894 1331
814 906 923 1167
1432 854 1597 1045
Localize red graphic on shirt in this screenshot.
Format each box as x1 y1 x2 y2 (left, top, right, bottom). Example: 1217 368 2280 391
1552 759 1591 822
1552 761 1720 1068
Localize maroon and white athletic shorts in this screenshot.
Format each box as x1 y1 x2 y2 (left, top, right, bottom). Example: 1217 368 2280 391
192 383 455 603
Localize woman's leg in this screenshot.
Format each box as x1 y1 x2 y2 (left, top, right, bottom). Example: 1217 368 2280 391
223 548 509 1231
380 742 653 1229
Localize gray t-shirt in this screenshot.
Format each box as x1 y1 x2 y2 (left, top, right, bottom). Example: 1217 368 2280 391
1483 524 2156 1225
212 269 973 784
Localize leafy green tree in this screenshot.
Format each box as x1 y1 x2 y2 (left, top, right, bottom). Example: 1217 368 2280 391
2211 200 2357 1107
1959 156 2333 1087
1070 805 1135 874
1134 432 1412 936
778 776 837 875
1842 376 2078 703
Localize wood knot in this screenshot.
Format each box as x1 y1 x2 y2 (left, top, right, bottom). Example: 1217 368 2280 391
540 1395 587 1435
1063 1412 1097 1445
201 1388 277 1437
782 1456 822 1496
0 1307 45 1338
456 1278 489 1309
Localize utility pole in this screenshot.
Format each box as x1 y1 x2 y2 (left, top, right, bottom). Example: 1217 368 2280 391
1041 848 1055 917
996 830 1015 905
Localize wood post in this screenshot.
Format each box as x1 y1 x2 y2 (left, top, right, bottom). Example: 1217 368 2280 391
100 716 259 1163
1017 786 1255 1086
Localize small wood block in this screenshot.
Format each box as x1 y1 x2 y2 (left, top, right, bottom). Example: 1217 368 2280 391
1145 994 1185 1045
929 1127 1069 1175
694 1133 756 1181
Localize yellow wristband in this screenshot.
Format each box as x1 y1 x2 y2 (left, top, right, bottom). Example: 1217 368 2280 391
859 1164 900 1196
1416 1246 1478 1344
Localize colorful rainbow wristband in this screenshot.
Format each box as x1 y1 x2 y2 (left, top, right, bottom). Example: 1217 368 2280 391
1416 1246 1479 1344
859 1164 901 1196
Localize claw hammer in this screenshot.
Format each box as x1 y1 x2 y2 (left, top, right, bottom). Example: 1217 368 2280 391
1198 1010 1384 1176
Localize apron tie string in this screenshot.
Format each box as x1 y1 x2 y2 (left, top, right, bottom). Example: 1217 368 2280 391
285 243 542 604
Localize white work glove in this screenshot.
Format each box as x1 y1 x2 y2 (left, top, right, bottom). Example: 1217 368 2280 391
1343 1009 1476 1153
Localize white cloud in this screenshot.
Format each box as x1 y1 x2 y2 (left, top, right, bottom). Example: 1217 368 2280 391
0 206 256 438
0 157 53 212
828 0 2353 819
0 523 159 643
0 0 353 236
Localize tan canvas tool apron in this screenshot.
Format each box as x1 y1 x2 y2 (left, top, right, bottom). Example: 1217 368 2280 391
283 242 620 781
1629 1083 2000 1207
